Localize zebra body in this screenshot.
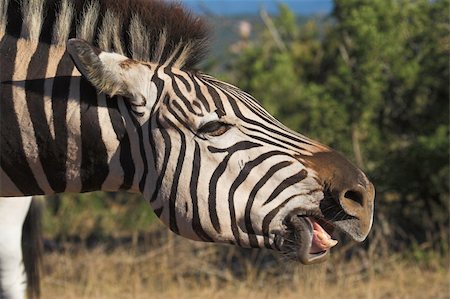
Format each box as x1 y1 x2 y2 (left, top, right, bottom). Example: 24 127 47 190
0 0 375 297
1 38 131 195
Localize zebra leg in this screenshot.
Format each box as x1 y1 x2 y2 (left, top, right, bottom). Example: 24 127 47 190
0 196 32 299
21 198 43 299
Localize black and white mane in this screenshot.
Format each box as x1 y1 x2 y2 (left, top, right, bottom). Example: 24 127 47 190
1 0 210 68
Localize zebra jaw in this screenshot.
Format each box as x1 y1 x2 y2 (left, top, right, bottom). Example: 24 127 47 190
281 215 338 265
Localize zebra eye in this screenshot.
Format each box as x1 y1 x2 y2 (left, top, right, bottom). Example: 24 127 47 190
198 121 232 137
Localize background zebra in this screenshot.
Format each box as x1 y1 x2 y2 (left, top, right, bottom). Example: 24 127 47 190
0 0 375 298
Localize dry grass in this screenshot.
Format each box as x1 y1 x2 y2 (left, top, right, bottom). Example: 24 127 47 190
41 232 449 299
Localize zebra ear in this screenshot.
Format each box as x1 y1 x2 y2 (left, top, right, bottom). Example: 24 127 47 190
67 38 130 97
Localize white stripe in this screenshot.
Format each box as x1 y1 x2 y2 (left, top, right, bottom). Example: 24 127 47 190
0 0 9 38
97 94 123 191
21 0 44 41
138 108 157 197
193 76 215 113
43 45 66 139
64 72 82 193
12 39 53 193
118 98 144 192
172 143 198 241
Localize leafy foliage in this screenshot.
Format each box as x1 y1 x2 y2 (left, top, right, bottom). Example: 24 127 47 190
44 192 156 242
225 0 449 247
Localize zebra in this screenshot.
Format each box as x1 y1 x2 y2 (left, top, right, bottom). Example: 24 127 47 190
0 0 375 298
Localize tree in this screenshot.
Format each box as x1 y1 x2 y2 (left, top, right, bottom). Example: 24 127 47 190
320 0 448 243
224 0 449 247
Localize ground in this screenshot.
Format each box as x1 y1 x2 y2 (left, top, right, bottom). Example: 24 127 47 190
41 236 449 299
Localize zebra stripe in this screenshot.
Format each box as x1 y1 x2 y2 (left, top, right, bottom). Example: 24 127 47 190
190 141 213 241
79 78 108 191
50 51 74 191
97 94 122 191
245 160 293 247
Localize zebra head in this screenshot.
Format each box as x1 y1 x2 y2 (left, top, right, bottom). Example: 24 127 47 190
68 39 375 264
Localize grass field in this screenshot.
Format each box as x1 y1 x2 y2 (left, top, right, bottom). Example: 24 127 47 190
40 231 449 299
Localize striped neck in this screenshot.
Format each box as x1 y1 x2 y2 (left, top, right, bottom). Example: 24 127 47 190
0 36 154 196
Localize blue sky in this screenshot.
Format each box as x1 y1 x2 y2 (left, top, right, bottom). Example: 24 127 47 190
179 0 334 16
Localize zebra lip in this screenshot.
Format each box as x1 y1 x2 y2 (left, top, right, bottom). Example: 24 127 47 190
285 215 337 264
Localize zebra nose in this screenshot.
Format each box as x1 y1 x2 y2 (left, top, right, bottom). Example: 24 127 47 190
338 183 374 217
303 150 375 238
337 181 375 236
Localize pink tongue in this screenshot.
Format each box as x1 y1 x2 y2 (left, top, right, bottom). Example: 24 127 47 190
308 218 338 254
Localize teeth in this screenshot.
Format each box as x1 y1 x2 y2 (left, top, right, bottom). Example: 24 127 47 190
313 228 338 249
307 217 338 254
326 238 338 248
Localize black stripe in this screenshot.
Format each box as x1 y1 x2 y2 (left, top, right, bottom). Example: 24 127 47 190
198 76 225 114
190 142 213 241
221 83 273 119
190 74 210 112
69 1 83 39
5 0 22 38
227 151 288 246
171 100 189 119
173 73 191 92
122 15 132 58
210 80 314 146
154 207 163 217
51 53 75 192
263 169 308 205
167 101 197 136
207 141 261 154
164 116 187 235
147 103 158 170
39 0 58 43
165 46 183 69
227 95 309 151
215 82 316 148
107 96 135 190
147 66 165 172
224 84 278 123
26 43 68 192
246 133 291 151
145 67 167 193
244 161 292 247
212 78 315 149
92 1 106 46
150 116 171 203
244 126 307 152
207 141 261 233
167 69 198 115
0 34 43 194
79 78 109 191
262 194 298 248
122 101 148 193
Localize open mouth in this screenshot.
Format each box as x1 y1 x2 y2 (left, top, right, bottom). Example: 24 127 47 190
282 215 338 264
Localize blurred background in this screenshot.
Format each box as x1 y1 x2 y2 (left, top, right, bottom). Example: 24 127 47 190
41 0 449 298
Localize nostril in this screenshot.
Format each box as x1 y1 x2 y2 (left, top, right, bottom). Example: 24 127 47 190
343 190 364 206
